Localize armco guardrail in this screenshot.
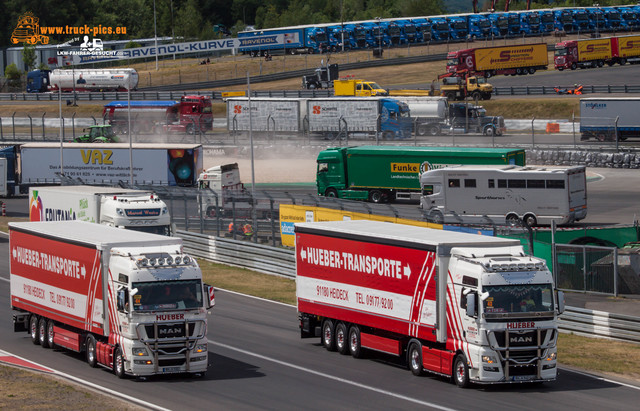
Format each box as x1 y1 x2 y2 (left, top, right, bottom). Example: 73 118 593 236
176 230 640 343
177 230 295 278
559 306 640 343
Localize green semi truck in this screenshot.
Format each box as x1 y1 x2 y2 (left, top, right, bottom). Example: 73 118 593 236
316 145 526 203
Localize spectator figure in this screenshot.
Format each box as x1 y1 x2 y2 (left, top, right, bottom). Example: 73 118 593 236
77 74 86 84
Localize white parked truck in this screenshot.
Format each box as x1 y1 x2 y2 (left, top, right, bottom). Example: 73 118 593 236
296 220 564 387
10 221 214 379
29 186 172 236
579 97 640 141
419 165 587 226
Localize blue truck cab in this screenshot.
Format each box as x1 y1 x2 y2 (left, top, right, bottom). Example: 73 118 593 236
446 15 468 40
396 20 418 44
379 98 412 140
507 12 522 36
365 21 389 48
539 9 556 34
488 12 509 37
619 7 639 31
467 14 492 39
520 11 541 35
602 7 624 31
386 21 406 46
26 69 51 93
327 25 351 51
305 26 330 53
412 18 433 42
430 17 451 41
555 9 575 33
346 24 370 49
572 9 593 32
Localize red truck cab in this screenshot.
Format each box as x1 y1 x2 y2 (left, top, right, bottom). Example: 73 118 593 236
554 40 577 70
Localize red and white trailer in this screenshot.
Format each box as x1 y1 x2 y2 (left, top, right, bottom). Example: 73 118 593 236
295 220 564 387
10 221 214 379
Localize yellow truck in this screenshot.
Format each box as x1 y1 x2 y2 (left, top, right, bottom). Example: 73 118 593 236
333 78 388 97
440 76 493 101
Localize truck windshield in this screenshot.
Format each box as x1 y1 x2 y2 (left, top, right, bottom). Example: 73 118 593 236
482 284 553 317
554 48 568 56
132 279 203 311
446 58 459 66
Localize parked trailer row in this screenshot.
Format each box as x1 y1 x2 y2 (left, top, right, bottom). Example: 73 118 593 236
239 5 640 55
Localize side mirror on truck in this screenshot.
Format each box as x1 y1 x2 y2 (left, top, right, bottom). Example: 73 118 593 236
556 290 565 315
465 292 477 317
205 284 215 309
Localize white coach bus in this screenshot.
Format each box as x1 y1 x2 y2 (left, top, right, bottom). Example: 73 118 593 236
419 165 587 226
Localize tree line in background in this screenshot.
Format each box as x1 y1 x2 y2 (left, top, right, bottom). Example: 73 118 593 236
0 0 634 47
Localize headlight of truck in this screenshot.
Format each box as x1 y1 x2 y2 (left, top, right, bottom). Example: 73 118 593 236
162 207 168 215
116 208 124 216
482 355 497 364
545 352 557 361
132 348 149 356
195 344 208 354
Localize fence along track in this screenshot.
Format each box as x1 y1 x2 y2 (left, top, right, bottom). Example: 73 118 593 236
176 229 640 343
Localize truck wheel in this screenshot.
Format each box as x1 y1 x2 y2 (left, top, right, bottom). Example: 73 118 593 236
506 213 520 226
528 67 536 74
324 188 338 198
30 315 40 345
114 346 126 378
348 326 363 358
408 342 424 376
619 58 627 66
597 60 604 67
321 319 336 351
86 335 98 368
335 323 349 355
369 190 384 203
38 317 49 348
308 83 316 89
186 124 195 135
453 354 470 388
382 131 394 140
429 211 444 224
571 63 577 70
428 125 440 136
46 320 55 348
417 124 428 136
445 92 456 101
484 126 495 137
524 214 538 227
472 91 481 101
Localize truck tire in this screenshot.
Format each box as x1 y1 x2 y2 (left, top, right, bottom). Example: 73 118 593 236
619 58 627 66
453 354 470 388
30 315 40 345
571 63 577 70
324 188 338 198
46 320 55 348
506 213 520 226
408 341 424 376
484 126 495 137
528 67 536 74
471 91 481 101
524 214 538 227
38 317 49 348
445 92 456 101
382 131 394 140
348 326 363 358
335 322 349 355
308 83 317 89
114 346 126 378
417 124 428 136
86 335 98 368
321 319 336 351
369 190 384 203
429 211 444 224
428 124 440 136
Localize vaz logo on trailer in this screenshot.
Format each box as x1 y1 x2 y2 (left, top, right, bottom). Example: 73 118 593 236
80 149 113 165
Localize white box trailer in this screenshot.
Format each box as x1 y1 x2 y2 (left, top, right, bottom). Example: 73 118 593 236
0 157 8 197
226 97 305 132
420 165 587 226
580 97 640 141
29 185 171 235
18 143 203 187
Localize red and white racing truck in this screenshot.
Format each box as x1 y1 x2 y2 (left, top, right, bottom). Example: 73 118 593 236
296 220 564 387
10 221 214 379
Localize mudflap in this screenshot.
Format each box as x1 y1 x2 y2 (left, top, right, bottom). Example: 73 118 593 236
13 312 29 332
300 313 320 338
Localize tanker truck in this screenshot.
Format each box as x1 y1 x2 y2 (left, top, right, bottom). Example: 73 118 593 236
446 43 549 77
26 68 139 93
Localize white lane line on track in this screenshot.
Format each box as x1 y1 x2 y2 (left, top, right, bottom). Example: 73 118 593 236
210 340 458 411
0 349 171 411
